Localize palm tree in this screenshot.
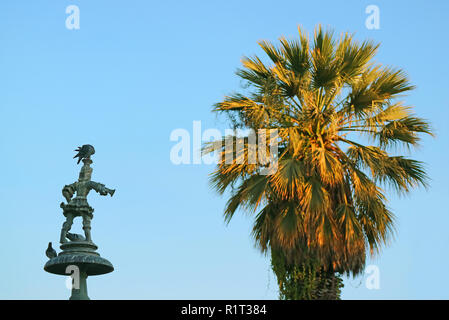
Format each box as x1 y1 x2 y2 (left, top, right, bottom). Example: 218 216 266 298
205 26 433 299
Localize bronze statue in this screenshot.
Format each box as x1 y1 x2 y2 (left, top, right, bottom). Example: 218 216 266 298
45 145 115 300
59 145 115 244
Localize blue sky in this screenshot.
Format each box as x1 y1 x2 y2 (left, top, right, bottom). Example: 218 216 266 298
0 0 448 299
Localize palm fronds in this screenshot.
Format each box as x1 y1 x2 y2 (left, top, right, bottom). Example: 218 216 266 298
206 25 432 277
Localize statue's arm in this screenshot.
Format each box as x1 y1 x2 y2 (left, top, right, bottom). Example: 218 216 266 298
62 182 77 203
89 181 115 197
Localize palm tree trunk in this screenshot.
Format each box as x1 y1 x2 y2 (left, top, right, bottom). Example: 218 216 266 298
270 249 343 300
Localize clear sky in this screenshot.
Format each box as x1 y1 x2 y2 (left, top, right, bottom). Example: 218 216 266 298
0 0 448 299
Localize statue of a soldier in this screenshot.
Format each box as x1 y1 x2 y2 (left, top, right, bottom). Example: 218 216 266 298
59 145 115 244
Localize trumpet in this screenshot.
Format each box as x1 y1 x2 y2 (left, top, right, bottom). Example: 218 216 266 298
105 187 115 197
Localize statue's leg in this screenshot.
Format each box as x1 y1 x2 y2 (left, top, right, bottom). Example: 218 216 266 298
82 215 92 243
60 214 74 244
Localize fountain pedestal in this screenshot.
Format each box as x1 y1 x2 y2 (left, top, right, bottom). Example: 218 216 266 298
44 241 113 300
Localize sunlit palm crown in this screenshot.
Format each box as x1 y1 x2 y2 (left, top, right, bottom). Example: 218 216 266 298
206 26 432 275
